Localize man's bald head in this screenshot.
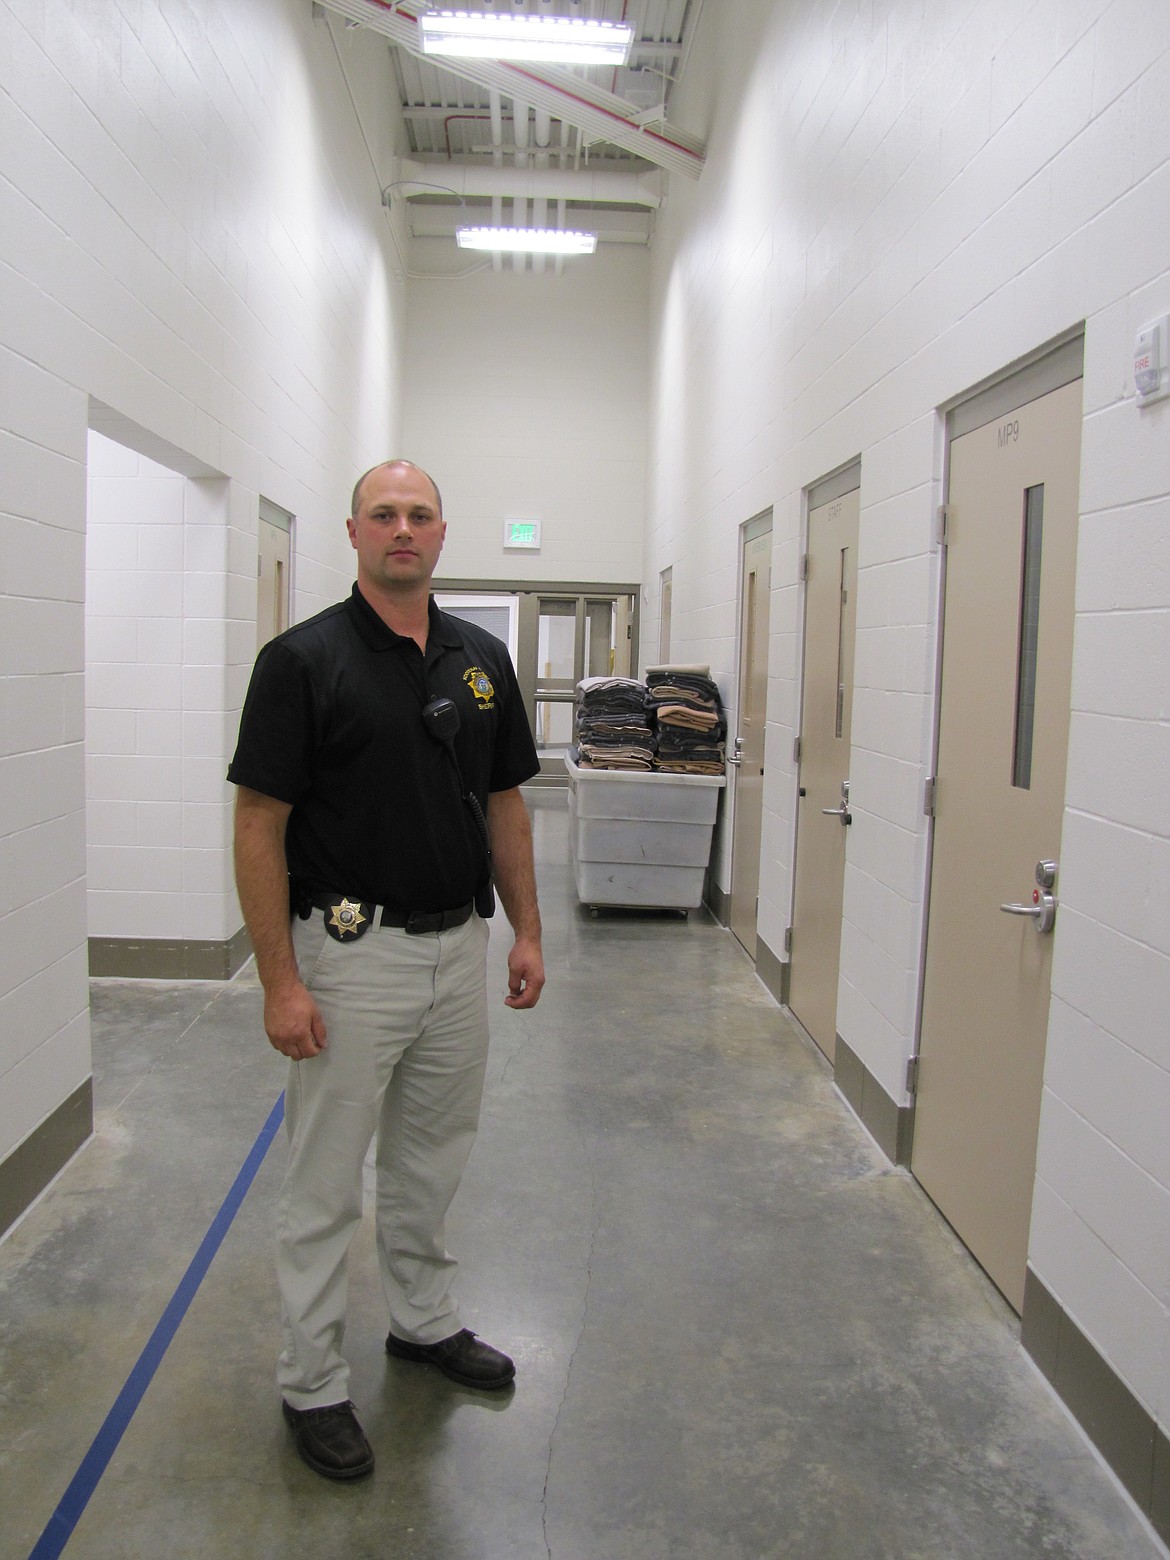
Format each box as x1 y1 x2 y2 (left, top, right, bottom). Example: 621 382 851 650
350 460 443 521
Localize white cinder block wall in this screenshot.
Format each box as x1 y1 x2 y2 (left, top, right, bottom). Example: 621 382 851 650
1 0 407 1196
402 249 649 586
646 0 1169 1465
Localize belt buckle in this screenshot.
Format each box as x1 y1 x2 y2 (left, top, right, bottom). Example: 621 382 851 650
404 909 435 935
324 897 372 941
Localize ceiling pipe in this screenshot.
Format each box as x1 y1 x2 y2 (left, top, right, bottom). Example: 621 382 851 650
556 115 570 277
393 157 664 208
489 89 504 273
532 107 551 275
489 90 504 165
511 95 530 272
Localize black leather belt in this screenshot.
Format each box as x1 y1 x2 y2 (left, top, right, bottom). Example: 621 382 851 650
309 894 475 940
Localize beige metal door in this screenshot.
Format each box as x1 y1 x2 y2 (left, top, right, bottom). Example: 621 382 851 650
729 524 771 954
257 515 291 649
913 376 1082 1313
789 489 859 1061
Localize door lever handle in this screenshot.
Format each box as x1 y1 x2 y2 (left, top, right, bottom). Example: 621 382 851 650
1000 892 1057 934
822 780 851 824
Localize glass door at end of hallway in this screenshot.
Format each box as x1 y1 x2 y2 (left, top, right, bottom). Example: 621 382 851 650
523 592 637 779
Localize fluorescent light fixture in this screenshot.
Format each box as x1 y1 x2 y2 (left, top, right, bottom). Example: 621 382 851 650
420 11 634 65
456 226 598 255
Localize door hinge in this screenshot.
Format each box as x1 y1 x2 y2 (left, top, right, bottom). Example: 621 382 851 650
935 504 950 546
793 736 802 765
784 926 793 954
906 1056 919 1095
800 553 810 581
923 776 936 818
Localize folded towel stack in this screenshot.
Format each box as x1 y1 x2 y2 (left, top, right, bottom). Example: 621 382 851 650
644 665 726 775
574 676 654 771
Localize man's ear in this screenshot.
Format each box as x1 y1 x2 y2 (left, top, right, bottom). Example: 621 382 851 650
346 516 358 547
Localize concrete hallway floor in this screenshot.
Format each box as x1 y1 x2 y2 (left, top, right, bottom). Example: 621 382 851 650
0 791 1162 1560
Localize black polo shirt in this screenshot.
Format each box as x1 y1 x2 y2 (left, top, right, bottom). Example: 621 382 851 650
227 586 539 911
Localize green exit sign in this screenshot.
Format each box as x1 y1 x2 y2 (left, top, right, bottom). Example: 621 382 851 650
503 519 541 550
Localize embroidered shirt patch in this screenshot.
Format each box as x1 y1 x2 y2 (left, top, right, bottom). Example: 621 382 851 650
464 667 496 709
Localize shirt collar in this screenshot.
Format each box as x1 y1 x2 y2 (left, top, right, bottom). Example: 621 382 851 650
345 585 466 653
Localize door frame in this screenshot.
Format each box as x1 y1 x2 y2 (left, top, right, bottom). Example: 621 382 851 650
728 512 773 957
257 496 294 650
908 331 1086 1143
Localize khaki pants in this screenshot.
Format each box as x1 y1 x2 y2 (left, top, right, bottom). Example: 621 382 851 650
277 912 491 1409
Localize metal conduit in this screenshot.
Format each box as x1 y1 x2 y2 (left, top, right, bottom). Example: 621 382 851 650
490 89 503 273
512 94 530 273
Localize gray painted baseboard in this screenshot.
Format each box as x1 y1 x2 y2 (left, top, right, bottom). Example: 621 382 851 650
750 938 911 1163
754 935 790 1005
88 927 252 981
0 1079 93 1241
1022 1267 1169 1546
832 1033 915 1165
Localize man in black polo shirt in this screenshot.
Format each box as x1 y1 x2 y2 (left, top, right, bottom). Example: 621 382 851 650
228 459 544 1481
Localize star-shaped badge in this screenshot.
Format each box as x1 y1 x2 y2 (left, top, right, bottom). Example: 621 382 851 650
327 897 368 937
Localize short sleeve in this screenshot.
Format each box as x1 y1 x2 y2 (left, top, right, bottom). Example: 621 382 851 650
226 640 319 803
487 651 540 793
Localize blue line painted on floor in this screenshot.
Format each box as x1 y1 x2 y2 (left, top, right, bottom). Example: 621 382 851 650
27 1091 286 1560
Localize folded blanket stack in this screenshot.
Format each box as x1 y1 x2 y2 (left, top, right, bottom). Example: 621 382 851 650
645 664 726 775
574 676 654 770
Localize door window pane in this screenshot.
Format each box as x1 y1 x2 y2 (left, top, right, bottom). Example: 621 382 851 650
585 600 616 677
535 698 574 757
1012 484 1044 790
538 600 577 686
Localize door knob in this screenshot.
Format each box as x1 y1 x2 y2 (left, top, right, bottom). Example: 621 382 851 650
728 735 744 768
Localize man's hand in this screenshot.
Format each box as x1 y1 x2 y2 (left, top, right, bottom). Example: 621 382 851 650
487 788 544 1010
263 977 329 1059
234 787 328 1060
504 934 545 1010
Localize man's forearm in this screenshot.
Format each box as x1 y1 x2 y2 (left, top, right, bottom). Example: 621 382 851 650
486 788 542 941
234 788 328 1058
233 789 299 991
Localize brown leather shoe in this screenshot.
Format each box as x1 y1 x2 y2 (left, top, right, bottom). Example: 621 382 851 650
282 1399 374 1479
385 1328 515 1389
